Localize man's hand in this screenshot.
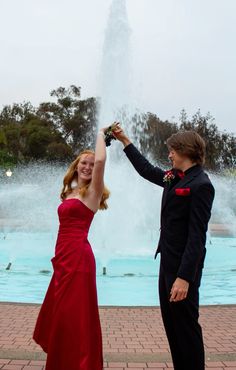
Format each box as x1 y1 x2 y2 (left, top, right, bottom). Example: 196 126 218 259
113 124 131 147
100 121 119 134
170 277 189 302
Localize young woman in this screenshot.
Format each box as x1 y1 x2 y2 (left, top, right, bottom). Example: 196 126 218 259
33 127 110 370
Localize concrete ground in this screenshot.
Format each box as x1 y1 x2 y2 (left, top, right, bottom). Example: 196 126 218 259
0 303 236 369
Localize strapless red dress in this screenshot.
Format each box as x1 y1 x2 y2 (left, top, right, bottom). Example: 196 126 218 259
33 198 103 370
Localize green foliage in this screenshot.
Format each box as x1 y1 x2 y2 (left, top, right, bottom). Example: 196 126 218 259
37 86 97 153
132 113 178 165
132 108 235 170
0 102 35 126
0 149 17 167
0 85 97 166
46 142 73 161
0 130 7 148
179 109 236 170
0 85 235 171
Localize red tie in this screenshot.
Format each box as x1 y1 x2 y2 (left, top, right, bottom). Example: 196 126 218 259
177 170 185 179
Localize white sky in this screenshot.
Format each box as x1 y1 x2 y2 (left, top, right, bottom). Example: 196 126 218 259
0 0 235 133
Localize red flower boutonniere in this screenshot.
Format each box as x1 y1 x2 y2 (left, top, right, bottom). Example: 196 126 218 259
163 170 175 184
175 187 191 196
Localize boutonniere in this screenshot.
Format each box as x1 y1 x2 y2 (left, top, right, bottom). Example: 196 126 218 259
175 187 191 196
163 170 175 184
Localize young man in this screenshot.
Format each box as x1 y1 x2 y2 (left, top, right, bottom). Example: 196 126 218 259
114 127 215 370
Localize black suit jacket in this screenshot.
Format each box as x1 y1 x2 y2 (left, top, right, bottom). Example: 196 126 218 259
124 143 215 283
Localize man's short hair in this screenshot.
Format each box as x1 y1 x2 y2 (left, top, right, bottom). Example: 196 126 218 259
166 130 206 165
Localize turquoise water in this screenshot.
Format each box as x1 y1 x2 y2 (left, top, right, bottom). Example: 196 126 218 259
0 233 235 305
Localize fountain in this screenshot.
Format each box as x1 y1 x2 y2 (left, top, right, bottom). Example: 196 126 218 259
0 0 235 305
93 0 160 272
99 0 131 126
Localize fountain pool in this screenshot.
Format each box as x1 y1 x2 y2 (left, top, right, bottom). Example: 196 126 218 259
0 232 235 306
0 0 235 307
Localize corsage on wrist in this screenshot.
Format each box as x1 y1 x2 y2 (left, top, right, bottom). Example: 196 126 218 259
104 123 117 147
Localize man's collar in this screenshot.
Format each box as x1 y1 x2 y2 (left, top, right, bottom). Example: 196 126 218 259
184 164 201 175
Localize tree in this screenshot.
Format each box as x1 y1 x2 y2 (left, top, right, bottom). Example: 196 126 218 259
46 142 73 161
22 118 71 160
0 102 35 126
132 112 178 165
37 85 98 153
179 109 236 170
0 100 73 164
0 86 235 171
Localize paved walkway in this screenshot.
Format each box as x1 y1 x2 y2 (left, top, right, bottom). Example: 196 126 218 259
0 303 235 369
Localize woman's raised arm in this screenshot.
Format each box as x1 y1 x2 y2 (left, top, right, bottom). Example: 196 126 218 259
89 129 107 197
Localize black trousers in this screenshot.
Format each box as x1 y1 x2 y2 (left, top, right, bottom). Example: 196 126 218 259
159 264 205 370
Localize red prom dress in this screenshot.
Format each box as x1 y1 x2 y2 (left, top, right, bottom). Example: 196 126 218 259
33 198 103 370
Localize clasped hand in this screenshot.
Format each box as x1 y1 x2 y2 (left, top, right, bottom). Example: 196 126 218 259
170 277 189 302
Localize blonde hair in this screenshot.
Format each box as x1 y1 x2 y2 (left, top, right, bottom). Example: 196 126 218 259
60 150 110 210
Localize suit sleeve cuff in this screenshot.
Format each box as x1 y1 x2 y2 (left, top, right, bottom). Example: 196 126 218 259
123 143 133 153
177 271 194 283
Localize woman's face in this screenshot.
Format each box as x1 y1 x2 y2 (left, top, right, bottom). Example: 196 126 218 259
76 154 95 182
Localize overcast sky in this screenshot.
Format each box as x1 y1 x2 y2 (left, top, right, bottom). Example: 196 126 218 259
1 0 235 133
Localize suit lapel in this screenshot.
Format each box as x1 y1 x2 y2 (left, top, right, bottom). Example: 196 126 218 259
161 186 169 211
161 166 203 212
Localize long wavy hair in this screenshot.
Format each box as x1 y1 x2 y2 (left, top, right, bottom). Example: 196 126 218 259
60 150 110 210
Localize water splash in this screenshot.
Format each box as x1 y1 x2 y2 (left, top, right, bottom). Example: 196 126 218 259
99 0 132 127
0 0 235 270
210 173 236 236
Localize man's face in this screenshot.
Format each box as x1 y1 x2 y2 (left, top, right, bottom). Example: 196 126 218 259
168 149 186 169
